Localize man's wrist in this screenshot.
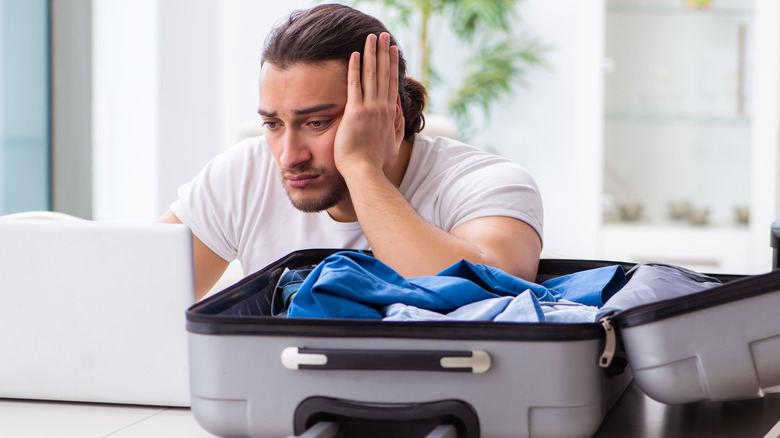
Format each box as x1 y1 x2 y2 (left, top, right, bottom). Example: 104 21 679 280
339 159 388 186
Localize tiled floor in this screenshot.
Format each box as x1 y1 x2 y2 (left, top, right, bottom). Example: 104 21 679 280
0 398 214 437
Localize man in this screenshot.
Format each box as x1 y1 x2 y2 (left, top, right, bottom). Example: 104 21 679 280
159 4 543 301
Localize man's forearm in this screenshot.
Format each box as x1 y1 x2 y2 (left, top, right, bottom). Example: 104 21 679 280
343 164 489 277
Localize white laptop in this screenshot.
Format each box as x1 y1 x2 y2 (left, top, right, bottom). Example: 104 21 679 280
0 219 195 407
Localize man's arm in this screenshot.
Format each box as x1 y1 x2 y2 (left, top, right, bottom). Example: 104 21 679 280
158 210 230 300
343 161 541 280
334 33 541 281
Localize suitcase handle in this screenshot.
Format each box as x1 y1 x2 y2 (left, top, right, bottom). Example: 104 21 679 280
287 421 457 438
281 347 491 373
293 397 479 438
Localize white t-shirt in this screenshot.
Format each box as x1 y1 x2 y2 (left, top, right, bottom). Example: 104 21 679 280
171 134 543 275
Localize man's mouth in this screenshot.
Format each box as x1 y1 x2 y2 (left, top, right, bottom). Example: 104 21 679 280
285 173 318 188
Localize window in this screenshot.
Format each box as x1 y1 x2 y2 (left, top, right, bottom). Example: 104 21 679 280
0 0 50 215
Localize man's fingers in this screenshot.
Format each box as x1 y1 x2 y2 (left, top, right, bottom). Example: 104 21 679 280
362 33 378 100
346 51 363 106
376 32 391 100
357 32 398 106
389 45 400 106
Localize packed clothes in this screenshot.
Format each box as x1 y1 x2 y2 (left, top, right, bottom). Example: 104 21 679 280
281 251 629 322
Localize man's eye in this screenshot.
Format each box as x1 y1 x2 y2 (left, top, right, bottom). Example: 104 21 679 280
309 120 329 129
262 121 279 129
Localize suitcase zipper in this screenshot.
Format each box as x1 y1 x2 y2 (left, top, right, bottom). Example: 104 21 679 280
598 316 616 368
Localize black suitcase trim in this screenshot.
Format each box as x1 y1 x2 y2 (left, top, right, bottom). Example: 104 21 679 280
186 317 606 342
614 269 776 329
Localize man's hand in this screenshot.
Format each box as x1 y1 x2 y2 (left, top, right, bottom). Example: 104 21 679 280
331 33 541 284
334 32 405 176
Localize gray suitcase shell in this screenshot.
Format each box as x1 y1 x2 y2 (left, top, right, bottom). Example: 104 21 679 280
612 269 780 404
186 249 780 438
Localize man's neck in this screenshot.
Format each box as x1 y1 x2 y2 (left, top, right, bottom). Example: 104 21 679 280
384 138 414 188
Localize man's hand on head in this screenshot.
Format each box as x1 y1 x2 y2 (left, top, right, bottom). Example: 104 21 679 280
333 32 405 179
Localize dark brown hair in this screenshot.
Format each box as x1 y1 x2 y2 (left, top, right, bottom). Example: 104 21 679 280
261 3 426 139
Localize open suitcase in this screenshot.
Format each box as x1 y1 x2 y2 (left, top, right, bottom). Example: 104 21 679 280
186 225 780 438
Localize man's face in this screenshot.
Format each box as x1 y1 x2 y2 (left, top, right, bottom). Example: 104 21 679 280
258 60 349 213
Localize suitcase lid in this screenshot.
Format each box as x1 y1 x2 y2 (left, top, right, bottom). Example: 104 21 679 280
595 263 780 404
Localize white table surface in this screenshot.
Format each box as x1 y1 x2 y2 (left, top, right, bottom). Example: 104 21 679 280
0 398 216 438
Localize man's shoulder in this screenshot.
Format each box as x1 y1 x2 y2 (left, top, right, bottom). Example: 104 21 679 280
189 135 276 194
403 135 541 232
210 135 272 168
225 135 268 156
401 135 535 205
413 134 474 153
411 135 526 177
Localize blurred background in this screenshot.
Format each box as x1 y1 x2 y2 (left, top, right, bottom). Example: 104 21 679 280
1 0 778 274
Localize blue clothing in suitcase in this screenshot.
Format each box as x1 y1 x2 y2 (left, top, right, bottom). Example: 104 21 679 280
286 252 625 322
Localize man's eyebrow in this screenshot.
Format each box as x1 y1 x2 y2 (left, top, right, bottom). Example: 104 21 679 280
293 103 338 116
257 103 339 118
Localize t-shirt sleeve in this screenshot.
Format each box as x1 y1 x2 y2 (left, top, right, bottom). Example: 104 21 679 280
440 158 544 243
169 139 258 262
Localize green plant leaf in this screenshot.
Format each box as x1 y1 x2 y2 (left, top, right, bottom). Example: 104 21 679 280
348 0 550 141
444 0 521 38
448 36 548 131
354 0 417 23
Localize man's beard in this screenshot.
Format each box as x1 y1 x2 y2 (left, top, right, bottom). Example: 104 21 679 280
281 167 350 213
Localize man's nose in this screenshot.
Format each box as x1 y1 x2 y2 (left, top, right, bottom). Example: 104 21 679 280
279 129 312 169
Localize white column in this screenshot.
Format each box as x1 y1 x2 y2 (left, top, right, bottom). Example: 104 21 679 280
92 0 224 222
156 0 222 217
0 0 5 214
573 0 606 258
92 0 159 222
750 0 780 272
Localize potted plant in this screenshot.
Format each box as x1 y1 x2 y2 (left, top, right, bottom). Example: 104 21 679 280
356 0 548 139
683 0 714 10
